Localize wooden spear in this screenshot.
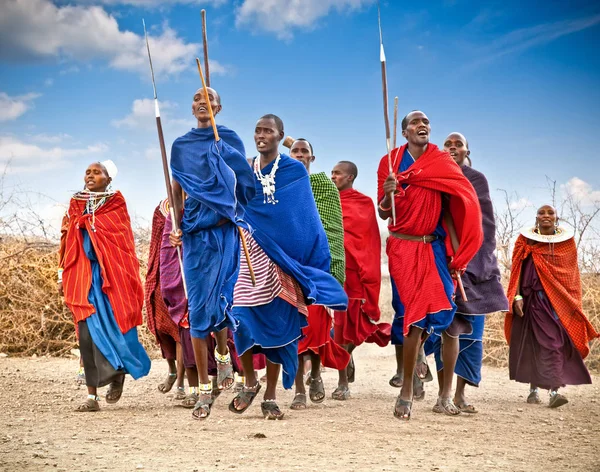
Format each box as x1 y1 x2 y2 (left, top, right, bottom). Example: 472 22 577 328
377 2 396 225
201 9 210 87
393 96 398 149
443 210 468 302
195 57 256 287
142 20 188 298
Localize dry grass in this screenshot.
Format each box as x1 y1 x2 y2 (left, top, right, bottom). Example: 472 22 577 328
0 236 159 358
1 237 598 372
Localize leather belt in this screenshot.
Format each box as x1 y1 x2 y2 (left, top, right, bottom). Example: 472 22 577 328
216 218 229 227
389 231 438 244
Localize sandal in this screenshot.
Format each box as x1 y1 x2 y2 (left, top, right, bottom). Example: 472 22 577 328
432 397 444 413
527 389 542 404
331 385 351 401
174 386 187 401
389 373 403 388
191 392 213 420
415 349 433 382
290 393 307 410
105 374 125 404
309 376 325 404
261 400 284 420
211 377 222 401
455 401 478 414
437 397 461 416
346 355 355 383
157 372 177 394
228 382 261 414
215 348 234 391
181 392 199 409
76 396 100 412
413 375 425 401
393 396 412 420
549 392 568 409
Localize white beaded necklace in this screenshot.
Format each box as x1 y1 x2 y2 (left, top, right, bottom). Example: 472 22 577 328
254 154 281 204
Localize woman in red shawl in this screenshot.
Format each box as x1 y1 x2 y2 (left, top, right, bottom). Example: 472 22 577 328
505 205 598 407
59 161 150 412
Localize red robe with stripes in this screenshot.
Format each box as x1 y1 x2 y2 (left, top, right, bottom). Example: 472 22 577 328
61 192 144 334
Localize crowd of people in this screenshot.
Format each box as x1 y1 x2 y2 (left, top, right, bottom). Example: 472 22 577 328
58 86 599 420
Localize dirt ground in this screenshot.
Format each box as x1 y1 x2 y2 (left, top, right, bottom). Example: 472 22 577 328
1 343 598 472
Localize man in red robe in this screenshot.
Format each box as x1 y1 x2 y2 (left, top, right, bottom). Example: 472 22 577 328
377 111 482 420
331 161 391 400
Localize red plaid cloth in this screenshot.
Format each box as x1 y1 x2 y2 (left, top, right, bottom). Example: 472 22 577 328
144 201 179 342
505 235 599 358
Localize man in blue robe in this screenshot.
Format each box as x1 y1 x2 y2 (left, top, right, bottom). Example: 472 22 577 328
169 87 255 420
229 114 348 420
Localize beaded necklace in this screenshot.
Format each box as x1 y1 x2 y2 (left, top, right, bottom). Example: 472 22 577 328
254 154 281 205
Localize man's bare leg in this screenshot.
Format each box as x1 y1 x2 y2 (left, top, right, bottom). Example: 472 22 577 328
333 344 353 400
231 351 260 412
262 360 284 419
435 332 460 415
291 355 308 409
214 328 234 390
390 345 404 387
394 326 422 419
175 343 185 390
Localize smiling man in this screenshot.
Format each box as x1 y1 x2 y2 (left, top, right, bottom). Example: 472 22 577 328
168 86 256 420
377 111 483 420
424 132 508 414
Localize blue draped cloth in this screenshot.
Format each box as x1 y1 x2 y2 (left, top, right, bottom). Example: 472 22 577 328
233 154 347 388
83 230 150 380
170 125 255 338
390 148 456 343
425 314 485 386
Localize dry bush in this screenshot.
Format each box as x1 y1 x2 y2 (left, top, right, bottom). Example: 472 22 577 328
0 235 160 358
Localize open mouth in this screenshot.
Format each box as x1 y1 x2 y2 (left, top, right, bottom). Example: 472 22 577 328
417 129 428 136
257 141 266 148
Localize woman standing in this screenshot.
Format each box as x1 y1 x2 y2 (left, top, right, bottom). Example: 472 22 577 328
505 205 598 407
59 161 151 412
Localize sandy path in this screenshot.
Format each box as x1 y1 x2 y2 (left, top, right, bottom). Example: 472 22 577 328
1 343 598 472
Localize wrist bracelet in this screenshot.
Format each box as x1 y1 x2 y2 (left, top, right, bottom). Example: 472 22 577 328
514 295 523 301
378 202 392 212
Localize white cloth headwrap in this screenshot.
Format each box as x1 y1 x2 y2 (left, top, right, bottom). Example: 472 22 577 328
100 159 118 179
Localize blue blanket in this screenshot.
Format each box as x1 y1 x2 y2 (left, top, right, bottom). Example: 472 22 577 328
170 125 255 338
244 154 348 310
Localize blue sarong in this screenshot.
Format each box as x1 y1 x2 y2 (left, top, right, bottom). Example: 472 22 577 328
233 154 347 388
171 126 255 338
83 230 150 380
424 314 485 386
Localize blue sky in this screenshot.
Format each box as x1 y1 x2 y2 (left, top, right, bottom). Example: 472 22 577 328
1 0 599 236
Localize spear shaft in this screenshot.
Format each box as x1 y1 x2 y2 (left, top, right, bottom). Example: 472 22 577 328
393 96 398 149
377 2 396 225
201 9 210 87
142 19 188 297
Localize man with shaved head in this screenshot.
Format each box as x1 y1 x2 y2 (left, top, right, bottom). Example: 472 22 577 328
331 160 391 400
424 132 508 414
168 86 256 419
377 111 483 420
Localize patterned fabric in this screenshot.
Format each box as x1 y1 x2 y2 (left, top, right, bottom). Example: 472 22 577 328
144 201 179 343
234 229 307 316
160 214 188 327
505 235 599 359
62 191 144 334
309 172 345 286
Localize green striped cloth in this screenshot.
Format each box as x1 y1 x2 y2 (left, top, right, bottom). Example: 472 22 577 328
309 172 346 286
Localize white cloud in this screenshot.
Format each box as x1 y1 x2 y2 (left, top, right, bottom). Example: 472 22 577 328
69 0 224 6
235 0 376 39
0 136 108 173
509 197 533 211
468 13 600 68
59 65 81 75
561 177 600 206
111 98 189 130
0 92 42 122
0 0 205 79
44 78 54 87
29 133 73 144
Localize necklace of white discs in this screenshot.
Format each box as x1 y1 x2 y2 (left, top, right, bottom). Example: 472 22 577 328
254 154 280 205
